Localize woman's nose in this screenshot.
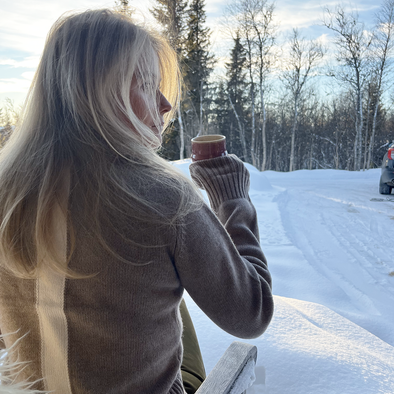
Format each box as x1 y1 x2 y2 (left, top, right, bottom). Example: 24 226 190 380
159 92 172 115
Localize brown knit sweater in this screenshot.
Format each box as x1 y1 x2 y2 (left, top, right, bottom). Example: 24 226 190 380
0 154 273 394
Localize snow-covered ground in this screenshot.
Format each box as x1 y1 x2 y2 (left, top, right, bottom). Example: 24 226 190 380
174 160 394 394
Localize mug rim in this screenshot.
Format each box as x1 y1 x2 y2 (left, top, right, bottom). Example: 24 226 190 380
191 134 226 144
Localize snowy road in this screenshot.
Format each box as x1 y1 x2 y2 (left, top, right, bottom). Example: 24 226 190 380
174 161 394 393
262 168 394 347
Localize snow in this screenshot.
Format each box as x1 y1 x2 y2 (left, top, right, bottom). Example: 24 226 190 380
173 160 394 394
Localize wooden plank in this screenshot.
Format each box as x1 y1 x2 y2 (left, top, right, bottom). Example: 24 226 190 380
196 341 257 394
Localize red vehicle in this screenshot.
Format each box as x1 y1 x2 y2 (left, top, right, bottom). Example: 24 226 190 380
379 142 394 194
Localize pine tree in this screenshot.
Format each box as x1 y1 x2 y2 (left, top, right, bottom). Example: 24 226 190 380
226 32 247 108
150 0 189 159
212 81 231 135
225 33 249 160
183 0 214 135
150 0 188 53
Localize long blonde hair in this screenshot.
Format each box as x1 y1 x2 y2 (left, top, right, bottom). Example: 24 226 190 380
0 9 201 279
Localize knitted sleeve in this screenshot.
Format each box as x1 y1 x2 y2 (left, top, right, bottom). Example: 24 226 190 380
189 154 250 212
174 155 273 339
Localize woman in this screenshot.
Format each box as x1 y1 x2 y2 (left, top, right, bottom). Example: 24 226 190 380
0 9 273 394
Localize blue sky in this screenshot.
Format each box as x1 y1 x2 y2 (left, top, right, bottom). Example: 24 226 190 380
0 0 380 106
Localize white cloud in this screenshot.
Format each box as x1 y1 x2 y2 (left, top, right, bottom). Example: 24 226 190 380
0 57 40 69
205 0 226 16
21 72 36 80
274 0 325 31
0 0 115 55
0 77 32 94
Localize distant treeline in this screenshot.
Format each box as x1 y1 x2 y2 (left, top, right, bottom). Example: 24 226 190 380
149 0 394 171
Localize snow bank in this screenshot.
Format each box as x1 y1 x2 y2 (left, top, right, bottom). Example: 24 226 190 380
259 296 394 394
185 294 394 394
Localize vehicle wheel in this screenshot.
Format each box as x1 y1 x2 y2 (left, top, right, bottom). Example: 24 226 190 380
379 183 392 194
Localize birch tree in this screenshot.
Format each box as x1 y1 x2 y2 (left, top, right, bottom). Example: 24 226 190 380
323 6 373 171
281 29 323 172
249 0 277 170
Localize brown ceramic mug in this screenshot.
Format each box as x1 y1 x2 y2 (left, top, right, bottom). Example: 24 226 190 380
191 135 227 162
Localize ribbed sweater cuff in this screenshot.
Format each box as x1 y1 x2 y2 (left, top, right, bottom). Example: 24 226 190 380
189 154 250 211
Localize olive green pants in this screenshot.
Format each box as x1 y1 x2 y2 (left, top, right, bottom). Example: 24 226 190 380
180 299 206 394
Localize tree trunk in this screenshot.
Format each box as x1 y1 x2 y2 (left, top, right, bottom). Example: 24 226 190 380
199 80 204 135
354 89 363 171
245 34 255 166
357 90 363 170
260 87 267 171
268 139 274 171
256 126 261 170
178 103 184 160
363 92 371 170
276 147 282 171
229 95 248 162
367 98 379 169
335 131 339 170
289 100 298 172
353 114 359 171
250 87 256 166
230 121 233 153
309 134 314 170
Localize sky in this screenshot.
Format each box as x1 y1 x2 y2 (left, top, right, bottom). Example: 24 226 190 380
0 0 380 107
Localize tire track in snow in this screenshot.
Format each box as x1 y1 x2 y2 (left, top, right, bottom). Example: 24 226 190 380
322 210 394 298
308 191 394 291
250 187 348 308
274 189 381 317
